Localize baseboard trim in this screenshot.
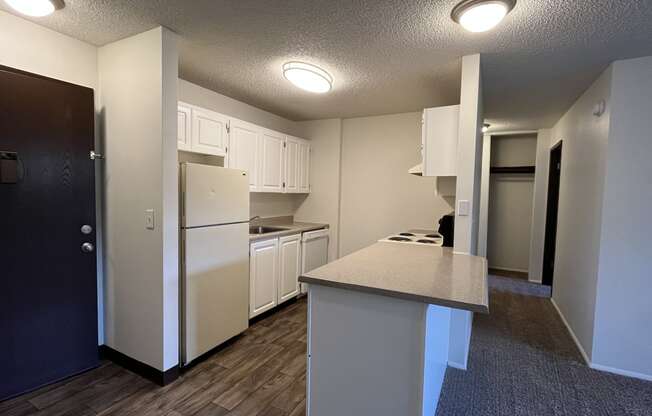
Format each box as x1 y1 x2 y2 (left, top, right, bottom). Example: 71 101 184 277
550 299 652 382
489 266 529 274
99 345 179 386
447 361 467 370
590 363 652 382
549 298 591 365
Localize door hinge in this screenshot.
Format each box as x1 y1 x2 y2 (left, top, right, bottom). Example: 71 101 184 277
226 121 231 134
90 150 104 160
283 182 286 188
225 146 228 153
283 142 287 148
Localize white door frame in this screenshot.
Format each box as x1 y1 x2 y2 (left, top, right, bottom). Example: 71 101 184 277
477 130 538 263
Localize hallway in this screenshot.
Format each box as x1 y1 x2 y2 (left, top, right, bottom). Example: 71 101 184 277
437 279 652 415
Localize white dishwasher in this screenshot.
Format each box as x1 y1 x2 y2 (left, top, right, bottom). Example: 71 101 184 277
301 228 330 293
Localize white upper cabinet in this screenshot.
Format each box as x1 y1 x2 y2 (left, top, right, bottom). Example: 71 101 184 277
260 129 285 193
298 139 311 193
277 234 301 303
177 102 311 194
191 107 229 157
284 136 300 193
422 105 460 177
228 118 261 191
177 103 192 152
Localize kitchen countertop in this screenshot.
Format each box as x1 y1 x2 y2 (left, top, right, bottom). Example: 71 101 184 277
249 219 329 242
299 242 489 313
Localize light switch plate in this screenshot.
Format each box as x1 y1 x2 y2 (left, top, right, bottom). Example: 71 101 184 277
145 209 155 230
458 200 470 216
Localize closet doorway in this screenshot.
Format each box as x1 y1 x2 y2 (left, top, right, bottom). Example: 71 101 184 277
486 134 537 280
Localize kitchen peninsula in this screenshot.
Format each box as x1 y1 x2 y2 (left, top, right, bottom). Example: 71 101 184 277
299 241 489 416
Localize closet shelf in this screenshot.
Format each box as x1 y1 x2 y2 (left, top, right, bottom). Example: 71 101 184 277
490 166 535 174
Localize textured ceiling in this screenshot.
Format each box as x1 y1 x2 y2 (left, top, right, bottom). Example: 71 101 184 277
4 0 652 130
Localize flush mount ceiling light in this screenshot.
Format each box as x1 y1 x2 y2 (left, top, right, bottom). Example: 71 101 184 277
451 0 516 33
283 62 333 94
4 0 65 16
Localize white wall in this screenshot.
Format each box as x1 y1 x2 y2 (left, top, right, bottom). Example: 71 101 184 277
99 27 179 371
477 134 491 258
528 129 551 282
591 56 652 379
178 79 302 137
294 119 343 261
550 66 612 361
487 177 534 272
250 193 307 218
0 11 97 89
486 135 537 272
338 112 452 256
489 135 537 166
0 10 107 343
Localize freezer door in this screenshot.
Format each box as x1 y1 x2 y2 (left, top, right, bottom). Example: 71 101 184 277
182 222 249 365
182 163 249 228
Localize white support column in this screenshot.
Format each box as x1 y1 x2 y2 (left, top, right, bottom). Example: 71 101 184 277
454 54 484 256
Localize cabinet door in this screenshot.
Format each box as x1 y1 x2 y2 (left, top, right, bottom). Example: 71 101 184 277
284 136 300 193
278 234 301 304
228 119 261 191
177 103 192 151
298 139 311 193
191 107 229 156
250 239 278 318
260 130 285 192
422 105 459 177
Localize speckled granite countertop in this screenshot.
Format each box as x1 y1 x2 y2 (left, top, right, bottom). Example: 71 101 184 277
299 242 489 313
249 216 328 242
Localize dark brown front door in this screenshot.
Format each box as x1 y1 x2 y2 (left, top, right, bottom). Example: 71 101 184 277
542 142 562 287
0 65 98 400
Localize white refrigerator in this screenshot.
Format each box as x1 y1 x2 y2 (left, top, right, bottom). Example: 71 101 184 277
180 163 250 366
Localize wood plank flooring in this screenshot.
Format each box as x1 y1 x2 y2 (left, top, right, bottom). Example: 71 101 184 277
0 299 308 416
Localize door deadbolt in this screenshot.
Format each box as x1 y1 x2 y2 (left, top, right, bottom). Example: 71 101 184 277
81 225 93 234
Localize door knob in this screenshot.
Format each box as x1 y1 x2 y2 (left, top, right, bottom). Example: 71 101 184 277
81 242 94 253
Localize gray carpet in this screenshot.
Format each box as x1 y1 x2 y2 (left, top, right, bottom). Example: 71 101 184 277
436 279 652 416
489 274 552 298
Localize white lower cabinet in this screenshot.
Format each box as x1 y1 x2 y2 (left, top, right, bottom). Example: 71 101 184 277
250 233 302 318
278 234 301 303
249 238 279 318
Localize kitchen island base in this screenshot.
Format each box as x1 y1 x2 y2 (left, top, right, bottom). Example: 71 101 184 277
306 284 464 416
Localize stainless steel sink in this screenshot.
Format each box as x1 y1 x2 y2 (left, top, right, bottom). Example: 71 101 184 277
249 226 288 235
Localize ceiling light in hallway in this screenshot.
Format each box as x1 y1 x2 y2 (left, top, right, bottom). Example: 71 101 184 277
452 0 515 33
4 0 64 16
283 62 333 94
